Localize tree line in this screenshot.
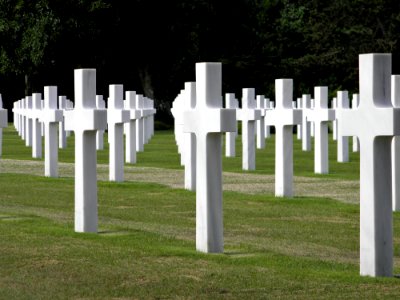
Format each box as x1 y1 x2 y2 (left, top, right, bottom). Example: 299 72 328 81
1 0 400 123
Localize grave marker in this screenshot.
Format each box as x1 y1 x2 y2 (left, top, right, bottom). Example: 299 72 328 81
256 95 266 149
237 88 261 170
307 87 335 174
225 93 238 157
337 91 350 162
41 87 62 177
125 91 140 163
107 85 130 182
265 79 302 197
183 62 236 253
31 93 43 158
64 69 107 233
337 53 399 277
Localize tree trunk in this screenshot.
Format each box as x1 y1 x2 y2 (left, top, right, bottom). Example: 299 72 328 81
24 74 31 96
138 65 155 100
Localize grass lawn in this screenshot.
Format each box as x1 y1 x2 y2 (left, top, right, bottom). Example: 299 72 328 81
1 124 399 299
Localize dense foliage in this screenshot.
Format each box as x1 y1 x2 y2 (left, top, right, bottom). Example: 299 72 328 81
1 0 400 122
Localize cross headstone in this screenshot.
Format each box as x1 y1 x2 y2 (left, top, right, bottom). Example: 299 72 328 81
96 95 106 150
332 97 337 140
310 99 315 137
296 98 302 140
352 94 360 152
392 75 400 212
40 87 62 177
237 88 261 171
25 96 33 147
183 62 236 253
58 96 67 149
0 95 7 157
264 98 272 138
337 91 349 162
184 82 196 191
171 92 185 162
307 87 335 174
40 99 45 137
107 85 130 182
135 94 145 153
256 95 266 149
21 98 26 140
125 91 140 163
225 93 238 157
64 69 107 233
31 93 43 159
301 94 311 151
337 53 400 277
265 79 302 197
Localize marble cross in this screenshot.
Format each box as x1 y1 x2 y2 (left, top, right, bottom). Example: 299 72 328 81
58 96 67 149
265 79 302 197
337 91 349 162
307 87 335 174
107 85 130 182
184 82 196 191
352 94 360 152
392 75 400 212
96 95 106 150
256 95 266 149
301 94 311 151
183 62 236 253
237 88 261 170
40 87 63 177
225 93 238 157
31 93 43 159
25 96 33 147
125 91 140 164
64 69 107 233
337 53 400 277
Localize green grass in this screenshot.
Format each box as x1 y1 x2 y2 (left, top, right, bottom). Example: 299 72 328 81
2 124 397 299
3 124 360 179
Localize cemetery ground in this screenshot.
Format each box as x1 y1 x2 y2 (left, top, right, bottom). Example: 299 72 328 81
1 125 400 298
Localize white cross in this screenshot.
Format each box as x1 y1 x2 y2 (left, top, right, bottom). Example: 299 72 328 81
332 97 337 140
225 93 238 157
40 87 62 177
307 87 335 174
337 53 400 277
125 91 140 163
310 99 315 137
64 69 107 233
171 92 185 163
264 97 271 138
301 94 311 151
25 96 33 147
237 88 261 170
58 96 67 149
107 85 130 182
183 62 236 253
256 95 266 149
0 95 7 157
265 79 302 197
392 75 400 212
136 94 145 152
352 94 360 152
337 91 349 162
96 95 106 150
184 82 196 191
31 93 43 159
296 98 302 140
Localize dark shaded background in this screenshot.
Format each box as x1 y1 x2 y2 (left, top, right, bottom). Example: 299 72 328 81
1 0 400 124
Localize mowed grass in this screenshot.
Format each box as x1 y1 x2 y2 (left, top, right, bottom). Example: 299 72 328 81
2 124 399 299
2 124 360 180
